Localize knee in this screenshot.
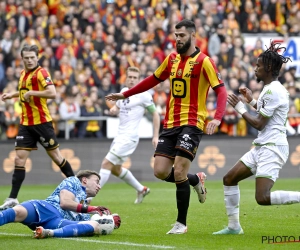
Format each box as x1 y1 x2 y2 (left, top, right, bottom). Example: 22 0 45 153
111 166 121 176
223 174 235 186
153 167 167 180
255 193 271 205
13 206 27 221
14 154 25 166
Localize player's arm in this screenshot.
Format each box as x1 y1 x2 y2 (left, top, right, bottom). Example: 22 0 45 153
239 87 257 109
203 57 228 134
106 75 161 101
109 104 120 116
146 104 160 148
59 189 110 215
227 93 269 131
23 84 56 101
1 92 19 101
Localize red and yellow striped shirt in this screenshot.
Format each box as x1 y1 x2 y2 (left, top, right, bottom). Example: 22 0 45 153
154 48 223 130
19 66 53 125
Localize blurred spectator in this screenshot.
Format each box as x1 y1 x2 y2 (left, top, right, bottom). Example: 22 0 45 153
0 0 299 139
58 91 81 139
4 102 19 139
0 99 6 140
288 104 300 135
0 67 17 93
219 103 239 136
77 97 103 139
1 30 13 55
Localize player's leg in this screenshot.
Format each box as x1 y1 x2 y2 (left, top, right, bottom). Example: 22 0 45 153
167 154 192 234
35 122 74 177
0 125 35 210
99 157 114 188
257 146 300 205
213 148 257 235
0 204 29 226
33 220 97 238
47 148 74 177
33 218 100 239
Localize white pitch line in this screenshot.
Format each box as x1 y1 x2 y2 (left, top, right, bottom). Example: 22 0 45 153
0 232 175 249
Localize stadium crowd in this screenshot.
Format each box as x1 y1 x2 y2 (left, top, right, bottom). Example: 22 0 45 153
0 0 300 140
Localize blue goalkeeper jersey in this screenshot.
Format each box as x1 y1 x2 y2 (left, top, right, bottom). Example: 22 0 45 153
45 176 90 221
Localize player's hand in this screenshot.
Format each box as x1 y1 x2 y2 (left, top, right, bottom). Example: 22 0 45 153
152 136 158 149
109 106 119 116
239 87 253 103
105 93 125 101
88 206 111 215
1 93 12 101
112 213 121 229
23 91 31 102
227 93 242 107
206 119 221 135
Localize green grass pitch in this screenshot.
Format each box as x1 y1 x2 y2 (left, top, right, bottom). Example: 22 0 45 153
1 179 300 250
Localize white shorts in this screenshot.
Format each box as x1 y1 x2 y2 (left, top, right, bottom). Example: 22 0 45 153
240 145 289 182
105 136 139 165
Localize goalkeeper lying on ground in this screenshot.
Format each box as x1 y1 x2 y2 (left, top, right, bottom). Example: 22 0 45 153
0 170 121 238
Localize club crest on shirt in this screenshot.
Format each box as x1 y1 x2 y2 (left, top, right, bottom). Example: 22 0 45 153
177 69 182 76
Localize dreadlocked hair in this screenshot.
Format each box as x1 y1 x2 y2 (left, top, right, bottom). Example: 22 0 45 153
259 41 292 77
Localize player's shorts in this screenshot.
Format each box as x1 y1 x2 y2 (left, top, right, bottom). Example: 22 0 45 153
155 125 203 162
106 136 139 165
21 200 79 230
15 122 59 151
240 145 289 182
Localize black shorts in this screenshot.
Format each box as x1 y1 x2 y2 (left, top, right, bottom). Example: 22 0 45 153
154 125 203 162
15 122 59 151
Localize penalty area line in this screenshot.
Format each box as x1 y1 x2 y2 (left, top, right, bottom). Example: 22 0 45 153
0 232 175 249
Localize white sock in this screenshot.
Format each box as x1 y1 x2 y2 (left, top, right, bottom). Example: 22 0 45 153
271 191 300 205
224 185 241 230
119 167 144 192
99 169 111 188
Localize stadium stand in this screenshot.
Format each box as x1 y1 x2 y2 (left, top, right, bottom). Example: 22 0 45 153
0 0 299 139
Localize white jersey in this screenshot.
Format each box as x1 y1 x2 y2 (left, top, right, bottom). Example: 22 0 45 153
116 87 154 140
253 81 289 146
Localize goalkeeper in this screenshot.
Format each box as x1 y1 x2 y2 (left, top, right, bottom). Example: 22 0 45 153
0 170 121 238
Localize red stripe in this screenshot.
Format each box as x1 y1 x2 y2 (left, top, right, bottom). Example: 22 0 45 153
163 54 175 128
40 68 53 84
32 69 47 124
21 73 32 125
188 53 206 126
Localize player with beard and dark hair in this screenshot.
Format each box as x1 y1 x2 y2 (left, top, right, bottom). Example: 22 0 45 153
213 41 298 235
106 19 228 234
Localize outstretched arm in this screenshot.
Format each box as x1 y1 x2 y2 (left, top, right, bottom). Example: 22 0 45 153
59 189 110 215
105 75 161 101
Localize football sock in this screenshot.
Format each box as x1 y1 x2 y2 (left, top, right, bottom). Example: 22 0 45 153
176 178 190 226
58 159 74 177
0 209 16 226
99 169 111 188
270 191 300 205
9 166 26 198
224 185 240 230
164 167 175 183
187 173 199 186
119 167 144 192
53 224 94 237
